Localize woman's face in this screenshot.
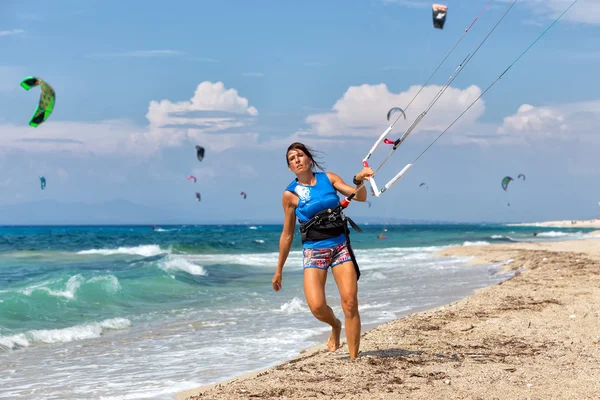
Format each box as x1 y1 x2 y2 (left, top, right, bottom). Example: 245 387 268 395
287 149 311 174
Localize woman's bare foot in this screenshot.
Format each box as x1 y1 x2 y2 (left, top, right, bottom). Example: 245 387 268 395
327 319 342 352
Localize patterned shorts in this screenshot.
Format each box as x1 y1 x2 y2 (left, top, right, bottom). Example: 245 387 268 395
303 241 352 270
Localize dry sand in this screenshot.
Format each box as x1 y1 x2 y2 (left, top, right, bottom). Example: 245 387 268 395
177 238 600 400
509 219 600 229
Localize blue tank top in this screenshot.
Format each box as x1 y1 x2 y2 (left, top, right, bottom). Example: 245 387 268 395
286 172 345 249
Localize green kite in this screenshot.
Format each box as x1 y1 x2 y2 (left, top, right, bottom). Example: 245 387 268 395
20 76 56 127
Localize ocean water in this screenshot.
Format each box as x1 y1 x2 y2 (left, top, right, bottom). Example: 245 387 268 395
0 223 597 399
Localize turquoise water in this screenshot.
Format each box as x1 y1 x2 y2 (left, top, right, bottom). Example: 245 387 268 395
0 224 596 399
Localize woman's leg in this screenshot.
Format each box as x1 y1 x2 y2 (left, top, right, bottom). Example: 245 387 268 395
304 267 342 352
331 261 360 359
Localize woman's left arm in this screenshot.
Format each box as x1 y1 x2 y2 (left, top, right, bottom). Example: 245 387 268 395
327 167 374 202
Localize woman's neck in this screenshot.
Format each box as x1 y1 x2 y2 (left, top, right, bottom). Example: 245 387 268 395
296 172 315 186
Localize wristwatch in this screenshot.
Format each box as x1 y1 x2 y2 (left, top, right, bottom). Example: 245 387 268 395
352 175 362 185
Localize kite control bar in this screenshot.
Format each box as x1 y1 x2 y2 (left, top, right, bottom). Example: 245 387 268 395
357 0 520 198
362 159 413 198
359 106 413 197
348 0 577 203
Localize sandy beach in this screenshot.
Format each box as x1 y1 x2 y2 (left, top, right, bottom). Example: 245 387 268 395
177 238 600 400
509 219 600 229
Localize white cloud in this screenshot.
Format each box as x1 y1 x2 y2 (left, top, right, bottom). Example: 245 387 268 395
493 101 600 144
2 74 595 166
0 120 148 154
303 83 485 138
0 81 260 156
299 82 600 152
445 100 600 147
0 29 24 37
146 81 258 128
497 104 567 137
499 0 598 25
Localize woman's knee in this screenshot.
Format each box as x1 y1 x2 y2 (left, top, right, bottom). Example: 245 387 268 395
341 297 359 318
308 301 329 318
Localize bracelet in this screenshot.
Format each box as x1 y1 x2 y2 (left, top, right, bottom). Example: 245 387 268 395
352 175 362 185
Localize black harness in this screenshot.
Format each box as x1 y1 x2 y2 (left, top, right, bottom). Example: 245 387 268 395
298 206 363 280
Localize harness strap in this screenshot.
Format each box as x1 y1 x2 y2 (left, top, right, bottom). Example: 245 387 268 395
299 206 362 232
299 205 362 281
342 222 361 281
346 216 362 233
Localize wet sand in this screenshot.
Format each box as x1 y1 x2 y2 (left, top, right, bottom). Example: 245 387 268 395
177 238 600 400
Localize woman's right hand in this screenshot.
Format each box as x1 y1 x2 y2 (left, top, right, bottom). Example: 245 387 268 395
272 273 282 291
355 167 375 182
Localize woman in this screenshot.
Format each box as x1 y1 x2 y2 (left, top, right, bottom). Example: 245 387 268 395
271 142 373 360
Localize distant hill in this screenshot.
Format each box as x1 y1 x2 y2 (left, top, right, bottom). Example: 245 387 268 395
0 200 488 226
0 200 178 225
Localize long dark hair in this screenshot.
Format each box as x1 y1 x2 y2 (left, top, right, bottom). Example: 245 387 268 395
286 142 325 172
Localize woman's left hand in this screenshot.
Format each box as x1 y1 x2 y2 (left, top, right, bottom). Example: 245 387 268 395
355 167 374 182
272 273 282 291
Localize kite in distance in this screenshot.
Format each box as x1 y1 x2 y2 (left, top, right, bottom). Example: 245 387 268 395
432 4 448 30
195 146 205 162
20 76 56 127
386 107 406 122
501 176 513 191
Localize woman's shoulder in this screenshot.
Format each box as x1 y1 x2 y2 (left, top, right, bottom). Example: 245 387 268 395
314 171 334 179
323 171 341 182
282 189 299 208
285 178 298 192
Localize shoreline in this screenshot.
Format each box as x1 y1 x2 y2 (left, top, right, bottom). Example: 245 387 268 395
177 237 600 399
175 282 504 400
507 219 600 229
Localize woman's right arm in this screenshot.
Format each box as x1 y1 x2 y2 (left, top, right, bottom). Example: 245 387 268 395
272 191 297 291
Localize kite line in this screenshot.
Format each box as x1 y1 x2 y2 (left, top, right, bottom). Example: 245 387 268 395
340 0 579 209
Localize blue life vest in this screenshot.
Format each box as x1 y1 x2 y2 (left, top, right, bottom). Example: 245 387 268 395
285 172 345 249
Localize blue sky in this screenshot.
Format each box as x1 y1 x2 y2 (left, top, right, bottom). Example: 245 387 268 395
0 0 598 224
